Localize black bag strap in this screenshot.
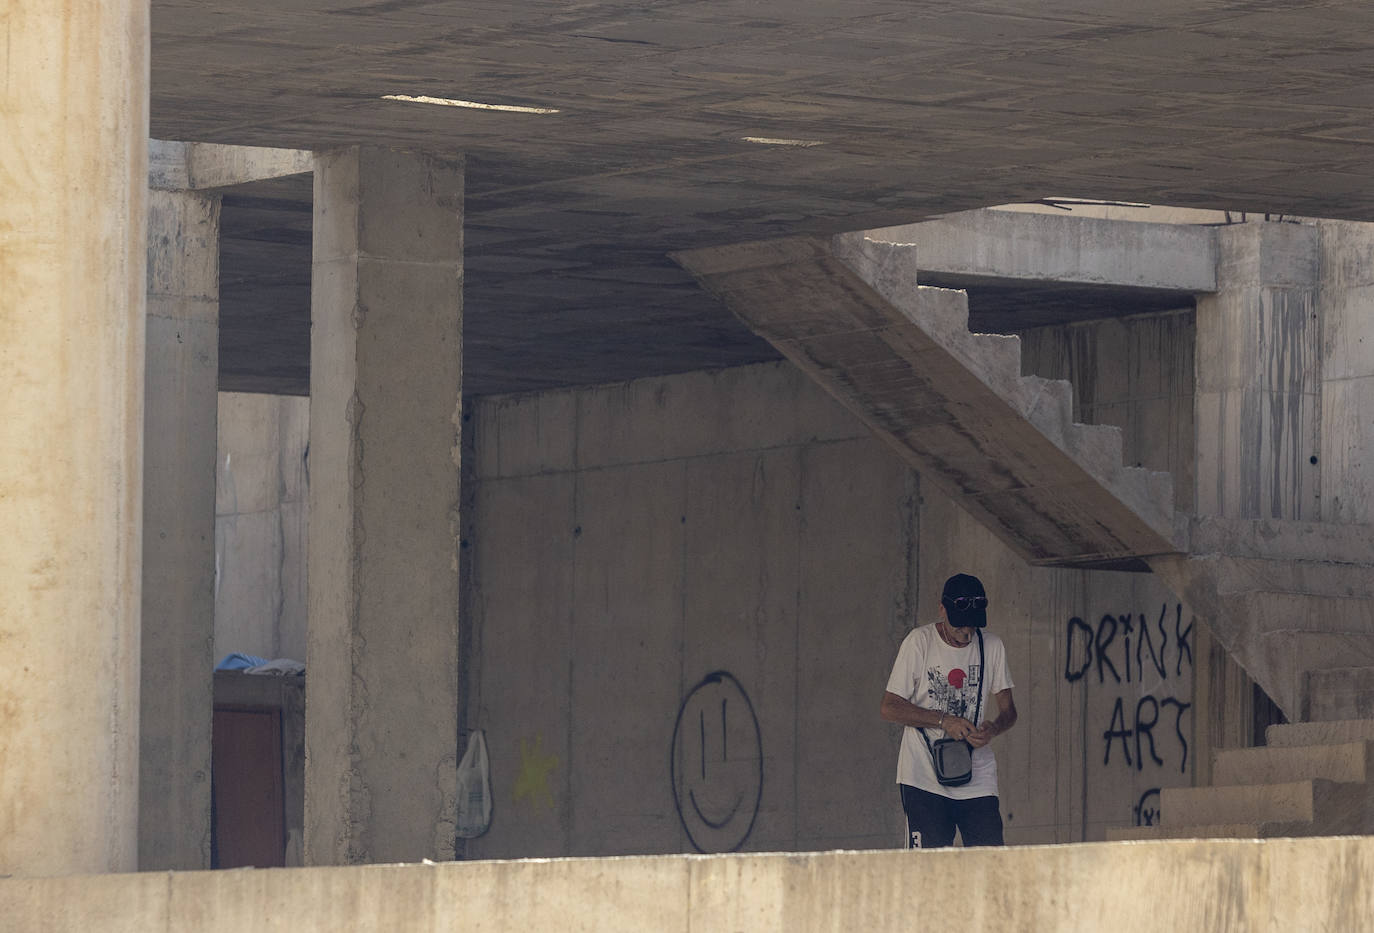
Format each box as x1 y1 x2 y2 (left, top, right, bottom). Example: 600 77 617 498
918 628 985 756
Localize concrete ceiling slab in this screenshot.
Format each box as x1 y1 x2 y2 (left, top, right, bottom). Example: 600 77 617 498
169 0 1374 395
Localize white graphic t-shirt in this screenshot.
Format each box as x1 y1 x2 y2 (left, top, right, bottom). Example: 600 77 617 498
886 623 1014 799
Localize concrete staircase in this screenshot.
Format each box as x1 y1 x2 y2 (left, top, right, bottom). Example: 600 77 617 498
1148 518 1374 722
1108 720 1374 840
675 230 1374 844
674 231 1374 730
672 234 1181 570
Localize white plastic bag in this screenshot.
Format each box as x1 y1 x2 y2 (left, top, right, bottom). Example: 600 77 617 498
455 729 492 838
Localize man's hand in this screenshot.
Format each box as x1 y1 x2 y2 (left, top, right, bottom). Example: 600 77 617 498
968 689 1017 748
941 715 975 741
966 722 996 748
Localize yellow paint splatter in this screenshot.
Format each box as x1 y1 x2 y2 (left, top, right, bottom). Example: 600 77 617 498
513 734 558 810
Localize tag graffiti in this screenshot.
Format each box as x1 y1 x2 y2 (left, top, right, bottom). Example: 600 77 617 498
1133 788 1161 827
1063 603 1194 774
1064 602 1193 686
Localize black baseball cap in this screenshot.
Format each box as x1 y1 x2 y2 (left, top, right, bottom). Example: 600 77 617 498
941 573 988 628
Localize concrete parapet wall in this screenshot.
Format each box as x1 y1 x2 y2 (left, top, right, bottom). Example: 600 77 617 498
5 838 1374 931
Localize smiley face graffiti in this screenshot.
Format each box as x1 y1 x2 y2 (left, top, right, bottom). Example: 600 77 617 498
670 671 763 853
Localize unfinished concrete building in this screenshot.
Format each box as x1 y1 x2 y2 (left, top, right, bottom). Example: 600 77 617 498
4 0 1374 928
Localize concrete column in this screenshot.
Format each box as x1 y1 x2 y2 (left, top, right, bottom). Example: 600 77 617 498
1195 222 1321 520
0 0 148 876
1315 220 1374 523
139 189 221 869
306 147 464 864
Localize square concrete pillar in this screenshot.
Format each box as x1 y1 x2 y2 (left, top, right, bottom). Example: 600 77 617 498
307 147 464 864
0 0 148 877
1194 223 1321 520
1315 220 1374 523
139 188 221 869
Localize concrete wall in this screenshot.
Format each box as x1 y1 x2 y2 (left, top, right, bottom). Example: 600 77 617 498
465 362 915 856
1005 309 1207 836
464 358 1204 854
207 309 1214 854
215 392 309 662
1017 309 1196 512
6 838 1374 932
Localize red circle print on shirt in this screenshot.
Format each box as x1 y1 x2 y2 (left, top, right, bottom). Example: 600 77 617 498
948 668 966 689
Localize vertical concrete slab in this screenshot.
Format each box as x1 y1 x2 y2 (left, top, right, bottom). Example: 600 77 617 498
796 439 917 851
1195 223 1321 520
681 448 801 853
214 393 310 661
464 471 577 860
0 0 147 876
307 147 464 864
467 364 915 859
571 461 687 855
140 189 220 870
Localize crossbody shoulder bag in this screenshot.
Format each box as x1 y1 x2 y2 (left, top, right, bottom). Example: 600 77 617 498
919 628 984 787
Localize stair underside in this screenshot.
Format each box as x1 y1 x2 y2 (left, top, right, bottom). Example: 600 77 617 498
672 235 1179 568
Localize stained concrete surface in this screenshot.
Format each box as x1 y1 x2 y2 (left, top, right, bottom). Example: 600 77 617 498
151 2 1374 398
0 0 147 877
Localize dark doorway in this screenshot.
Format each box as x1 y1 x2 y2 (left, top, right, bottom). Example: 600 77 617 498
211 707 286 868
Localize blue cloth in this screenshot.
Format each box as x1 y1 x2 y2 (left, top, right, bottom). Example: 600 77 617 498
215 652 269 671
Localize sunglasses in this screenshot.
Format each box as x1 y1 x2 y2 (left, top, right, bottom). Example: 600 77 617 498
943 596 988 611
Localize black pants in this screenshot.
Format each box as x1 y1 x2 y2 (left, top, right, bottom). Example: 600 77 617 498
900 783 1004 848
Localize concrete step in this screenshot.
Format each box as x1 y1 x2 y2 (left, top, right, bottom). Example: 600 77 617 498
1066 422 1124 480
1260 630 1374 720
1105 823 1263 841
1113 466 1176 531
1306 667 1374 722
1015 375 1074 447
1211 741 1370 786
960 332 1023 397
1164 779 1373 835
1267 718 1374 748
1164 780 1316 826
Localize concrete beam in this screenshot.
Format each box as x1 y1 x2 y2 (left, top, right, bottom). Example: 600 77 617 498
149 140 313 191
869 209 1218 293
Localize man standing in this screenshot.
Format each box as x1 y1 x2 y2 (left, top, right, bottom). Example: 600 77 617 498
880 573 1017 848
